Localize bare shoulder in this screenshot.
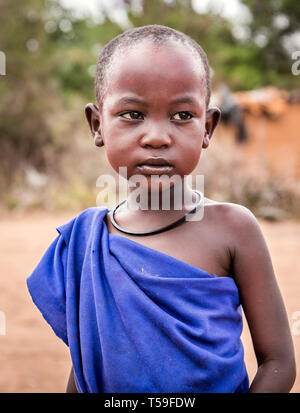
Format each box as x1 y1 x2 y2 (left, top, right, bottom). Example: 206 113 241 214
203 197 263 246
204 198 272 278
204 197 258 223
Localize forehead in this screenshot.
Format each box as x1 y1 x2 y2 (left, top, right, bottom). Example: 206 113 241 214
104 40 206 105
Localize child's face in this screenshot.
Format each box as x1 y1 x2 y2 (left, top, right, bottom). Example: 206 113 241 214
86 40 220 185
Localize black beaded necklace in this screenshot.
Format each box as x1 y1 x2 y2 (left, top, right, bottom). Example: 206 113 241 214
109 190 203 236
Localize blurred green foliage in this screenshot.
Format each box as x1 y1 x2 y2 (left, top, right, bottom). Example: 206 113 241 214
0 0 299 213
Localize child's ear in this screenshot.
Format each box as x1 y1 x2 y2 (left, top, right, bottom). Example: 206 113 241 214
203 107 221 148
84 103 104 147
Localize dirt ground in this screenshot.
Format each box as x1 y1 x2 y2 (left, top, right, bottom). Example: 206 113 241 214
0 210 299 393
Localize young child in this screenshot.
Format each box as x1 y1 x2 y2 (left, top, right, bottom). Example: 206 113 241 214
27 25 296 393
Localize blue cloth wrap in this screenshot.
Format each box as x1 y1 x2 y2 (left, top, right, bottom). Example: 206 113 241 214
27 207 249 393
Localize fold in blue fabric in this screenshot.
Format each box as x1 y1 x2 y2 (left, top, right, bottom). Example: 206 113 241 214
26 207 249 393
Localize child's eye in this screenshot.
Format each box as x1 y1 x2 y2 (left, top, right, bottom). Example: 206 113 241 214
172 112 193 121
120 111 144 120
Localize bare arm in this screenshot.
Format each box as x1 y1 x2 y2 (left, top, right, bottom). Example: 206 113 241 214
66 367 78 393
229 205 296 392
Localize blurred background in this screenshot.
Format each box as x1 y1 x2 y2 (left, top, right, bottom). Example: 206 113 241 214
0 0 299 393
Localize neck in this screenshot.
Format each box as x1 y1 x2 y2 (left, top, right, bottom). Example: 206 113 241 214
126 178 198 214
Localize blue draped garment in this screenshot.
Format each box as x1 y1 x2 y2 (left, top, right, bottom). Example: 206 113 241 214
26 206 249 393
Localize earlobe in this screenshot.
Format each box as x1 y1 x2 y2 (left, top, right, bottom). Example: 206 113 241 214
202 134 210 149
206 106 221 136
84 103 104 147
203 106 221 148
94 132 104 147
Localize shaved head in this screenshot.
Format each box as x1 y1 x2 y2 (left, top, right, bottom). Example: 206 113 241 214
95 25 211 109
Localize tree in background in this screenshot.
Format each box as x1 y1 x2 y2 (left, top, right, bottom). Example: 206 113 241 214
45 0 300 102
123 0 300 90
0 0 122 195
0 0 59 190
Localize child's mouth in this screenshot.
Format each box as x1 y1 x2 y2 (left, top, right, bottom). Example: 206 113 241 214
137 158 174 175
137 165 174 175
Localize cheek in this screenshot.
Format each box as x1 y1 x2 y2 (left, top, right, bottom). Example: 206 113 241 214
100 121 125 170
177 132 204 175
181 147 202 174
104 139 135 178
105 145 125 171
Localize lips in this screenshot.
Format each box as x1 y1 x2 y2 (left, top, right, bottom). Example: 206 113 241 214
138 157 171 166
137 157 173 175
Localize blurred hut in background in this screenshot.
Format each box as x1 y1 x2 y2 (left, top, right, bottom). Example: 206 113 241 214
197 86 300 220
217 86 300 179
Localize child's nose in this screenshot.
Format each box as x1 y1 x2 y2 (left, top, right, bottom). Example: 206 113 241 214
139 125 172 149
